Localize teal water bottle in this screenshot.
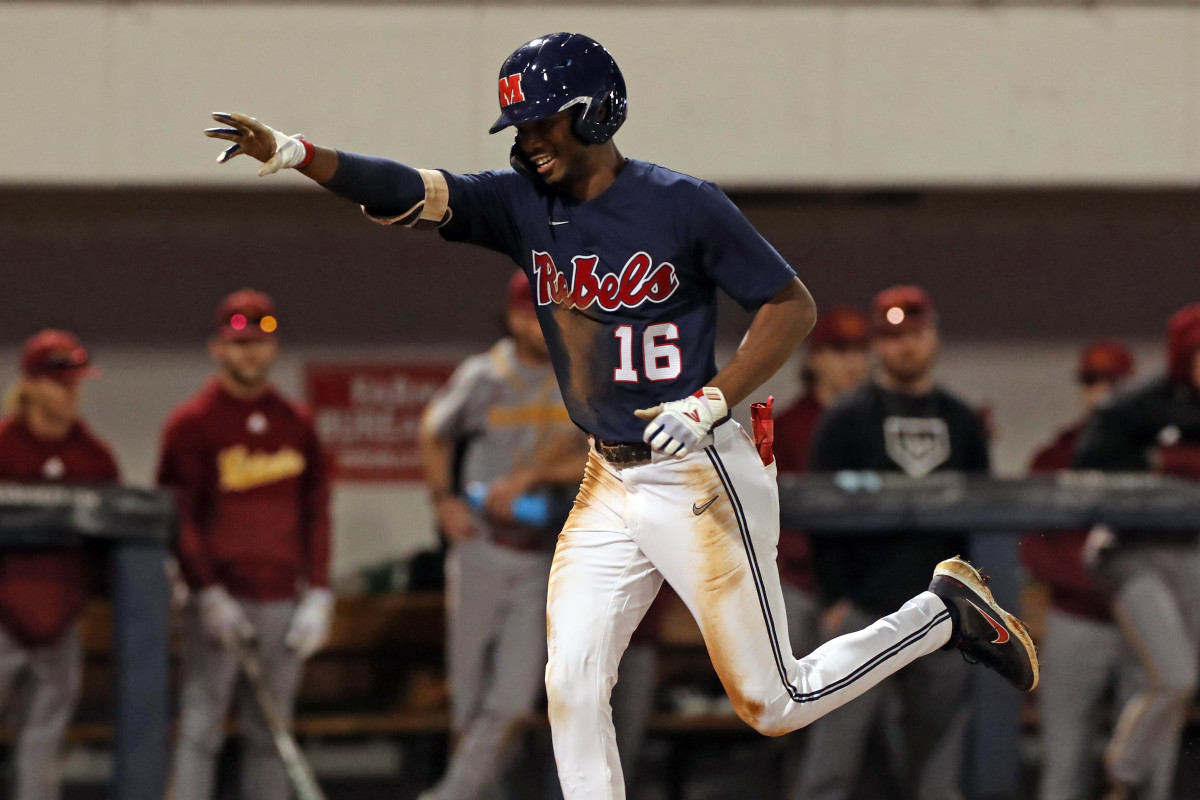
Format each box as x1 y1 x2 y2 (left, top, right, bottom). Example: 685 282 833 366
465 481 551 526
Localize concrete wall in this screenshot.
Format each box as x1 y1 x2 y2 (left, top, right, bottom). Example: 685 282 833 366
3 4 1200 187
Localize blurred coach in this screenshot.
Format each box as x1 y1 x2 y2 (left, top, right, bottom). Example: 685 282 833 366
1020 340 1163 800
0 331 118 800
1076 304 1200 800
798 287 989 800
158 289 333 800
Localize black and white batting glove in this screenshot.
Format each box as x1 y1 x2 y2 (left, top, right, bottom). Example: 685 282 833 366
635 387 728 458
204 112 313 177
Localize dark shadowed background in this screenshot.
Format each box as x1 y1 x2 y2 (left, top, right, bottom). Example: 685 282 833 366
4 188 1195 346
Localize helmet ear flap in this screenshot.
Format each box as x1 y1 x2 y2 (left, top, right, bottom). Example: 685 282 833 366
571 94 610 145
509 138 540 180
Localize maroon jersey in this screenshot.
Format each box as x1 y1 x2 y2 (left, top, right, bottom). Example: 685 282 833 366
157 379 331 601
1020 423 1110 621
0 418 119 645
772 391 822 593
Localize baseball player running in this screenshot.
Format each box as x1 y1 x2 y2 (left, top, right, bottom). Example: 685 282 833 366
0 331 118 800
158 290 333 800
203 32 1038 800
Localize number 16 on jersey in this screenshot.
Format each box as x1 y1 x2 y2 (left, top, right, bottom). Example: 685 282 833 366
613 324 681 383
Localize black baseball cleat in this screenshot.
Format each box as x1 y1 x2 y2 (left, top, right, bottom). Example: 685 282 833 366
929 556 1039 692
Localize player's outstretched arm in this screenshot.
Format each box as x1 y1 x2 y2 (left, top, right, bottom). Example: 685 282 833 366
710 277 816 408
205 112 447 227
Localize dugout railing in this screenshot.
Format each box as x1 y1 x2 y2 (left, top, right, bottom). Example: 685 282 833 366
0 483 173 800
778 470 1200 799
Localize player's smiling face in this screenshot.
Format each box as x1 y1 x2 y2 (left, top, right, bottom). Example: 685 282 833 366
515 110 590 186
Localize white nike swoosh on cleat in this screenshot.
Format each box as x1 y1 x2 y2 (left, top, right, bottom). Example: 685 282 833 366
549 219 570 226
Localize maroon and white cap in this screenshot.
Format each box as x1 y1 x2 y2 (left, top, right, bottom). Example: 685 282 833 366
1077 339 1134 384
21 330 99 381
809 306 871 350
214 289 279 340
871 285 938 334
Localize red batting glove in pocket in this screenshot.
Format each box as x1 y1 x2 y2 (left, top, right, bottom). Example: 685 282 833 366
750 396 775 467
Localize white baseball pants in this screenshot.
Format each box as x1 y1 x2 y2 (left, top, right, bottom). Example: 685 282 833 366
545 421 954 800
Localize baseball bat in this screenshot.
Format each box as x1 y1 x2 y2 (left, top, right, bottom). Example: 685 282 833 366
231 638 327 800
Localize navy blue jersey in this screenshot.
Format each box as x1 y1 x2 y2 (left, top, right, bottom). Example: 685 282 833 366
439 160 796 442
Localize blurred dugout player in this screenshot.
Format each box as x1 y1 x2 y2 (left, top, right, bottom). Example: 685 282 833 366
418 271 587 800
1076 304 1200 800
1020 341 1166 800
773 306 871 662
798 287 988 800
158 290 332 800
0 331 118 800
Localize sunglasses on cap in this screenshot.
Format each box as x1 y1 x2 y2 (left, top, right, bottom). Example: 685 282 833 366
224 314 278 333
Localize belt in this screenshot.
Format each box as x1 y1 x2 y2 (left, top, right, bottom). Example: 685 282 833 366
594 439 652 466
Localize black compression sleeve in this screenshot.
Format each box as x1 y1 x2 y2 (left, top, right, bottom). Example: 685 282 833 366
321 151 427 219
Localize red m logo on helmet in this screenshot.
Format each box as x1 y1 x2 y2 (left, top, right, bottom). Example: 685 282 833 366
498 74 525 107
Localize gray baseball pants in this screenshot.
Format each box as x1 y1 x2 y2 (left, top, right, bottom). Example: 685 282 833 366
171 598 302 800
424 538 552 800
1092 541 1200 799
0 623 82 800
791 605 969 800
1034 608 1167 800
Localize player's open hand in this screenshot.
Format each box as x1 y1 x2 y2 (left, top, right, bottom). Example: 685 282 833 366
635 387 728 458
204 112 308 177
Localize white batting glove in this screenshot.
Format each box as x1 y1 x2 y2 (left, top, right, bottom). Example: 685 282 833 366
634 387 728 458
198 585 254 647
285 588 335 659
1083 524 1118 569
204 112 311 177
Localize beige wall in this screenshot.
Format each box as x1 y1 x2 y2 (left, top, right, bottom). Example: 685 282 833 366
3 4 1200 186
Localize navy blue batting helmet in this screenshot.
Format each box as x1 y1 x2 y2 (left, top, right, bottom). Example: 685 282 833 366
489 33 627 145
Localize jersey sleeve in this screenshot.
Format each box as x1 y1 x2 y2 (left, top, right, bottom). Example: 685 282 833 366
156 413 217 589
961 406 991 474
420 357 489 442
691 181 797 311
808 403 861 472
437 170 525 259
806 402 859 605
297 411 332 590
88 437 121 483
1074 397 1151 471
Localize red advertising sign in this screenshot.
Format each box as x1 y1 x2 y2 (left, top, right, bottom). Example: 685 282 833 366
305 362 456 482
